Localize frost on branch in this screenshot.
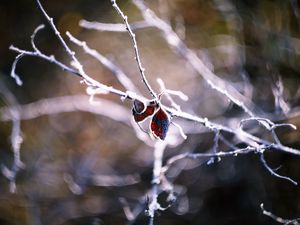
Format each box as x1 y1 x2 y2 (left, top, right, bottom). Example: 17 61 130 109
1 0 300 225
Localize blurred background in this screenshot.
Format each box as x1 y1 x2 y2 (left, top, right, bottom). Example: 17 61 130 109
1 0 300 224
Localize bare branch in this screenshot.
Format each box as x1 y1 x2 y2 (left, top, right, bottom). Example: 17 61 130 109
10 1 300 160
162 146 257 173
10 45 81 77
132 0 255 117
260 153 298 186
157 78 188 111
240 117 297 153
10 53 25 86
261 203 300 225
30 24 45 53
111 0 157 98
66 32 140 93
146 141 168 224
0 95 130 124
35 0 129 99
79 20 152 32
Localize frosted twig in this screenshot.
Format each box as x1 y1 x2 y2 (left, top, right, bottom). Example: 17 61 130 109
166 107 300 156
36 0 78 66
0 95 156 147
162 146 257 173
66 32 140 93
9 95 296 205
146 141 168 225
8 1 300 202
240 117 297 131
132 0 255 117
35 0 129 99
68 1 300 160
10 53 25 86
171 121 187 140
79 20 152 32
30 24 45 53
261 203 300 225
111 0 157 98
9 45 81 78
11 30 300 158
11 1 299 159
260 153 298 185
240 117 297 146
0 95 130 125
157 78 188 111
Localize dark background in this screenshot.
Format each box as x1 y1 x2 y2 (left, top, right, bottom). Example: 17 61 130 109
1 0 300 225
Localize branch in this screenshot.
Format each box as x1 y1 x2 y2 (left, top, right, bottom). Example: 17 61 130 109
83 0 256 116
35 0 129 99
162 146 257 173
111 0 157 98
167 108 300 156
79 20 152 32
146 141 168 225
260 153 298 186
66 32 140 93
0 95 130 124
9 45 81 78
261 204 300 225
10 1 299 159
131 0 257 116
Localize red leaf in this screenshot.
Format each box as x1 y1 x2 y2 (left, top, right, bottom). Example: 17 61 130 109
132 99 157 122
150 108 170 140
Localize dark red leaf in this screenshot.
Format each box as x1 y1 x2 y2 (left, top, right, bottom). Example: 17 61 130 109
150 108 170 140
132 99 158 122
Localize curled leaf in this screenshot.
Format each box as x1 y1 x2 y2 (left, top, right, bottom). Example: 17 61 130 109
132 99 158 122
150 108 170 140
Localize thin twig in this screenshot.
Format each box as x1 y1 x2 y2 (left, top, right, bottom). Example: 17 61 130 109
261 203 300 225
86 0 256 115
162 146 257 173
79 20 152 32
30 24 45 53
66 32 140 93
0 95 130 124
131 0 256 117
10 1 300 159
157 78 188 111
147 141 168 224
10 45 81 77
10 53 25 86
8 2 300 202
260 153 298 185
35 0 129 99
11 31 300 157
111 0 157 98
